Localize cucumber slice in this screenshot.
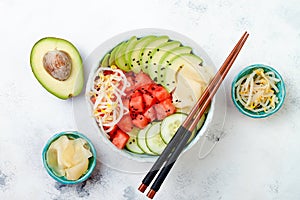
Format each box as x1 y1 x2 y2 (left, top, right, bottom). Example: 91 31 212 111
137 124 157 155
146 122 166 155
160 113 187 144
125 128 144 154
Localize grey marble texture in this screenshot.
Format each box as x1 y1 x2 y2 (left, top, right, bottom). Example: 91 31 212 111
1 0 300 199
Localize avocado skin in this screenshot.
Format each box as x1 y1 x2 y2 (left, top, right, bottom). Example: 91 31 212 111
30 37 84 100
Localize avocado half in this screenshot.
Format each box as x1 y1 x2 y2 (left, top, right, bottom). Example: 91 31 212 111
30 37 84 100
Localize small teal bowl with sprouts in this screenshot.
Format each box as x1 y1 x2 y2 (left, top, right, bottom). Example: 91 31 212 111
231 64 286 118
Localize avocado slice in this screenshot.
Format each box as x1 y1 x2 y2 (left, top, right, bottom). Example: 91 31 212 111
128 35 156 73
157 46 192 86
30 37 84 100
138 35 169 73
147 40 181 81
100 53 110 67
115 36 137 71
109 42 124 66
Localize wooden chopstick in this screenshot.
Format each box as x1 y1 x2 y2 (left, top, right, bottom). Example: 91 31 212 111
138 32 249 199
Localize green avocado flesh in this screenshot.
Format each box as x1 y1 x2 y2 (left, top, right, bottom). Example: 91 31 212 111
30 37 84 100
103 35 210 93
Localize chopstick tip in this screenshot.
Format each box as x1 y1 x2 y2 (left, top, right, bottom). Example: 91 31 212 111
138 183 147 193
146 189 156 199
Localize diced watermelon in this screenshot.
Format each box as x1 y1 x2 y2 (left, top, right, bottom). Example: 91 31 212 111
150 85 170 101
132 114 149 129
160 98 176 116
111 129 130 149
104 125 118 139
130 95 144 113
142 92 157 108
117 114 133 132
143 106 157 122
131 89 143 98
119 71 176 130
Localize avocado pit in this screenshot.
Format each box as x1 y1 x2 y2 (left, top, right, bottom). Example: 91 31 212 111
43 50 72 81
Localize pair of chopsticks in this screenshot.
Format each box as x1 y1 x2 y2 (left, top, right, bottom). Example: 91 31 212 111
138 31 249 199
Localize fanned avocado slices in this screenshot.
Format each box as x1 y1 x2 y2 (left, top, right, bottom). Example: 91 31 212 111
146 40 181 81
128 35 156 73
137 35 169 73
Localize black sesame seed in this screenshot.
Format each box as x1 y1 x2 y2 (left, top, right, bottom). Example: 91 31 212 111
129 142 132 144
133 58 135 61
160 74 163 77
141 53 144 56
133 139 135 142
154 70 157 73
154 77 158 82
154 63 156 65
150 56 152 59
172 81 175 83
157 49 160 51
145 61 148 63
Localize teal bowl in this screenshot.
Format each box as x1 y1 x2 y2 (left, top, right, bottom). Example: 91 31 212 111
42 131 97 184
231 64 286 118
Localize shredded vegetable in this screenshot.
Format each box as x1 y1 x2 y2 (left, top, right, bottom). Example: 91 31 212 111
89 66 130 135
235 68 281 113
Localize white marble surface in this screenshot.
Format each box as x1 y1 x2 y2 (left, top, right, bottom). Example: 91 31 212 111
1 0 300 199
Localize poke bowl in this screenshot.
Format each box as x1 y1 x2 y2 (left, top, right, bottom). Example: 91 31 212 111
84 28 216 161
71 28 217 173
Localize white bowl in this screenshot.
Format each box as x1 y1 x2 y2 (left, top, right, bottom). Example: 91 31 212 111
73 28 216 173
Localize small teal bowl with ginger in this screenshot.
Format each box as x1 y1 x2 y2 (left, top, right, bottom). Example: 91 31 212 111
42 131 97 184
231 64 286 118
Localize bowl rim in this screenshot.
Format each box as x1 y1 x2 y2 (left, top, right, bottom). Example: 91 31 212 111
83 28 217 163
42 131 97 184
231 63 286 118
